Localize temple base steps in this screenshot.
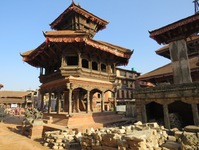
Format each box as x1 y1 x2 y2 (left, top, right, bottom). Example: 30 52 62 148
43 112 133 132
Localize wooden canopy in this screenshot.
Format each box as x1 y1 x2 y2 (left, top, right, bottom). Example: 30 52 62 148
21 30 133 68
149 13 199 44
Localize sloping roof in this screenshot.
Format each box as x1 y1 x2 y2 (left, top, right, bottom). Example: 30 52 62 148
21 30 133 67
0 98 25 104
44 30 132 57
155 35 199 59
50 2 108 31
149 13 199 44
137 56 199 81
0 91 32 98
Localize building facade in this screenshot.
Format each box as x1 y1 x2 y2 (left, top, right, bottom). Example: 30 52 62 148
21 2 133 116
115 68 140 116
0 91 34 108
115 68 140 104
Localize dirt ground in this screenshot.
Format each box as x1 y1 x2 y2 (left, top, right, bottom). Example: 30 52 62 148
0 115 49 150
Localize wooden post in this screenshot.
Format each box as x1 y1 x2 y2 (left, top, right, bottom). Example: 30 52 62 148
40 93 44 112
68 89 72 115
142 104 147 123
48 92 52 113
163 104 170 129
87 90 91 113
57 92 61 114
101 92 105 112
191 103 199 126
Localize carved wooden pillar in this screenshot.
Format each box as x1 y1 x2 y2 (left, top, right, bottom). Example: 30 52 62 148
48 92 52 113
142 104 147 123
73 90 80 113
56 92 61 114
68 89 72 115
40 93 44 112
78 52 81 67
191 103 199 126
114 91 117 111
89 60 92 71
101 92 105 112
163 103 170 129
64 91 69 112
87 90 91 113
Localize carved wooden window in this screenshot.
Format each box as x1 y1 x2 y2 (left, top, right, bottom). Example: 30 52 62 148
92 61 98 71
82 59 89 68
122 90 124 98
101 64 106 72
66 56 78 66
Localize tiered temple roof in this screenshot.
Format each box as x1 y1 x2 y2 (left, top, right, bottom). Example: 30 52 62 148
21 2 132 68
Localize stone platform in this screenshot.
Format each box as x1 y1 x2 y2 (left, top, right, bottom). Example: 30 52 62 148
43 111 131 132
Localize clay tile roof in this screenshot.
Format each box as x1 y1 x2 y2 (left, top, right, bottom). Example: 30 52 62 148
44 31 133 58
20 49 34 57
137 56 199 81
50 2 108 30
155 35 199 59
21 30 133 67
0 91 32 98
149 13 199 44
44 30 88 38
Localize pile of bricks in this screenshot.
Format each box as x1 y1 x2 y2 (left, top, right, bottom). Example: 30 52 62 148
42 129 81 150
42 121 199 149
80 121 168 150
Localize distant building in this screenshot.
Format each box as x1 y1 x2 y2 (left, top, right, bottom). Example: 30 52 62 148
115 68 140 117
0 91 34 108
115 67 140 104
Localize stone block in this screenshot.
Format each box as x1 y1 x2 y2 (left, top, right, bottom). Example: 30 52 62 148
184 125 199 132
174 131 183 140
160 141 181 150
167 135 176 141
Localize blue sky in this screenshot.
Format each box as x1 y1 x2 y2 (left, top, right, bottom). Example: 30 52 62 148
0 0 194 91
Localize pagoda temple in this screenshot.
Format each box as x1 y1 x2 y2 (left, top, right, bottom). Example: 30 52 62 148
134 12 199 129
21 2 133 129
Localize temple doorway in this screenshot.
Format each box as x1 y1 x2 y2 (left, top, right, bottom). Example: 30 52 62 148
72 88 88 112
146 102 164 125
168 101 193 129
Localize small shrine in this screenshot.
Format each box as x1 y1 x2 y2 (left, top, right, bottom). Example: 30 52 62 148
21 2 133 130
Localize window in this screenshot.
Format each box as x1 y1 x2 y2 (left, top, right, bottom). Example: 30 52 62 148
122 90 124 98
82 59 89 68
101 64 106 72
120 71 126 77
66 56 78 66
92 61 98 70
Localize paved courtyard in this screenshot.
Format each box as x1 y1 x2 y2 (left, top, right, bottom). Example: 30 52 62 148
0 116 48 150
